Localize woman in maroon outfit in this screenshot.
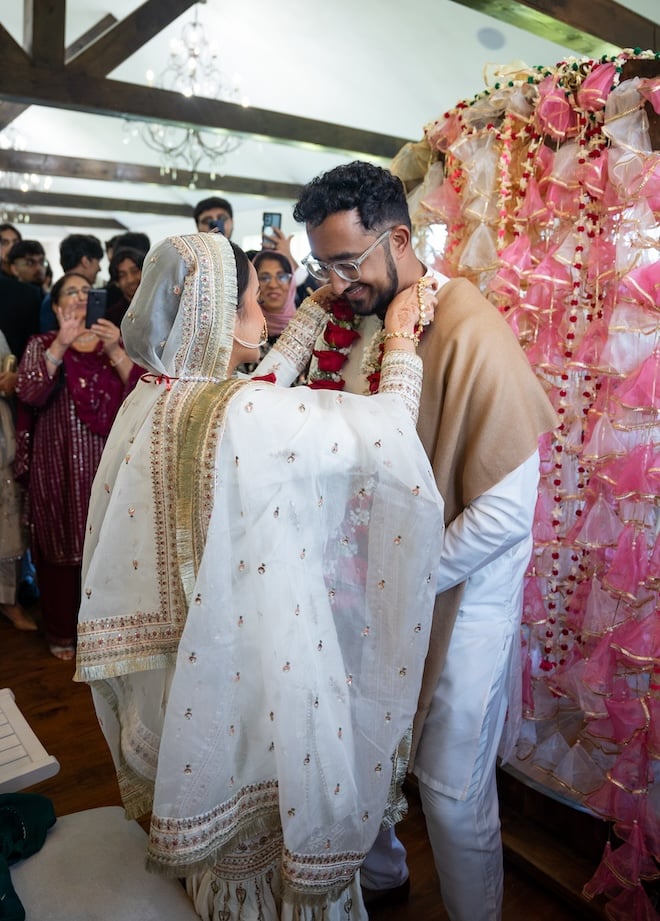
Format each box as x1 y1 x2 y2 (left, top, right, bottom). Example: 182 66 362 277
15 272 141 659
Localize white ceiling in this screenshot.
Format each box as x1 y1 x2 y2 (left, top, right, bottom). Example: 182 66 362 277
1 0 659 266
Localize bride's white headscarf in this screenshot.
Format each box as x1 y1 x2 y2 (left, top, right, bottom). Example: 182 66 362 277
76 232 443 919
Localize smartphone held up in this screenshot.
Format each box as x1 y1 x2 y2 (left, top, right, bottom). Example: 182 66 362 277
262 212 282 249
85 289 108 328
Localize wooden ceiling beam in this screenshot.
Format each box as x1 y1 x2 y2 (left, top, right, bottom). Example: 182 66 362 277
66 15 117 63
24 0 65 68
448 0 659 57
0 64 407 159
0 211 128 231
0 149 304 200
0 0 195 132
67 0 197 74
0 24 31 71
0 188 193 218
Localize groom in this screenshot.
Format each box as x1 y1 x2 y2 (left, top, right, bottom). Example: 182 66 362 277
257 160 557 921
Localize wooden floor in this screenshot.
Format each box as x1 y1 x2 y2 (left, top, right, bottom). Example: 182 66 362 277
2 609 600 920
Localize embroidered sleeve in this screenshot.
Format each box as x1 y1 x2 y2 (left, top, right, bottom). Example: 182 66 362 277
267 296 329 374
379 349 423 424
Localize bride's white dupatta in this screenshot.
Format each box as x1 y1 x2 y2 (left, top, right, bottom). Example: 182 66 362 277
76 232 444 921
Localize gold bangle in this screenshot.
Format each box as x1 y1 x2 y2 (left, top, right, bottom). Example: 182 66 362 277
383 330 419 343
110 354 127 368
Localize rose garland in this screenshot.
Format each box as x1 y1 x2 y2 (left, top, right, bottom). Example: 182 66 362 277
307 298 362 391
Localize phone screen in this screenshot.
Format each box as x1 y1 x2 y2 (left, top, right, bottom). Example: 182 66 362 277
208 217 227 235
262 212 282 249
85 290 108 328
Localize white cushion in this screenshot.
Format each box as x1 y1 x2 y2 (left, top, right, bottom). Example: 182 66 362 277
11 806 199 921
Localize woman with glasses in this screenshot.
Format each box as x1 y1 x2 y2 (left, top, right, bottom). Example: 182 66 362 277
14 272 142 659
253 250 297 350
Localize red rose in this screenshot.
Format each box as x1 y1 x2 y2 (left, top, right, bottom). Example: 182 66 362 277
309 377 345 391
324 322 361 349
313 349 348 373
330 300 356 323
367 371 381 394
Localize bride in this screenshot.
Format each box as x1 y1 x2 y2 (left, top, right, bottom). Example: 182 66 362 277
75 231 443 921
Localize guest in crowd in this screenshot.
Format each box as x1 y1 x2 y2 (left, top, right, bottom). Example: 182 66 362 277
15 272 141 659
0 224 21 278
40 234 104 332
253 250 297 350
7 240 47 289
194 196 233 237
105 247 145 327
0 330 35 631
104 233 151 313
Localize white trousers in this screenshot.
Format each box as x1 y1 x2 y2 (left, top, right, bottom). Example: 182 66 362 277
361 642 510 921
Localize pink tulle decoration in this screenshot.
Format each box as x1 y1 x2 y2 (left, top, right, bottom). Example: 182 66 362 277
532 490 558 542
611 444 660 502
580 149 609 199
581 414 627 462
605 821 659 887
582 632 618 696
422 178 462 223
582 841 622 900
521 650 534 712
582 577 631 637
519 280 554 315
596 453 627 490
577 63 618 111
605 695 648 745
647 698 659 759
638 77 660 115
522 577 547 625
516 177 550 223
587 778 639 825
425 112 462 153
603 883 660 921
538 431 555 476
620 260 660 310
569 318 610 370
531 729 570 771
610 610 660 668
586 715 617 741
602 525 650 602
607 731 651 794
587 235 617 284
647 537 660 589
552 739 607 794
574 493 624 548
545 181 581 219
613 349 660 411
488 235 532 297
549 653 609 717
527 253 572 289
565 577 594 633
535 76 579 140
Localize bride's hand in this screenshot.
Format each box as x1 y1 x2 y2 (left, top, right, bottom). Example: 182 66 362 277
384 277 438 340
309 284 341 310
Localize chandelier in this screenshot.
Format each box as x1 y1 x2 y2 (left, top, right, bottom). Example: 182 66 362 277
0 127 53 222
125 2 246 186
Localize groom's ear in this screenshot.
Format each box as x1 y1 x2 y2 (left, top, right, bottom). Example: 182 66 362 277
389 224 411 258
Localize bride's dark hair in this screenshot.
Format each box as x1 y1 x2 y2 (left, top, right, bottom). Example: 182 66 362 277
229 241 250 307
